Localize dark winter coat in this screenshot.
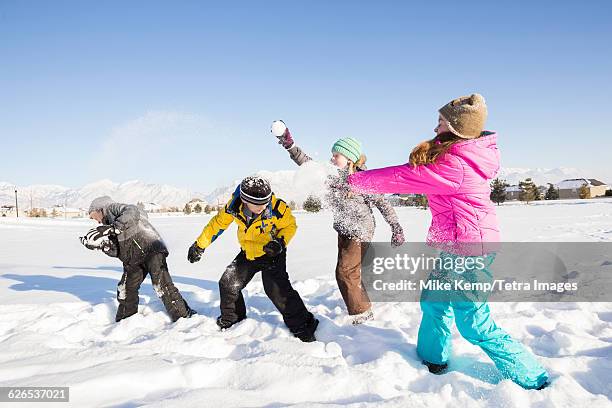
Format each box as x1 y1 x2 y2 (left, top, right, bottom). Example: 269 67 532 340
101 202 168 265
287 144 400 242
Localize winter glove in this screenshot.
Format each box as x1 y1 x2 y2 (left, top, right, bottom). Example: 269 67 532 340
391 224 405 247
271 120 294 149
101 239 119 258
79 225 119 250
188 242 205 263
263 239 285 257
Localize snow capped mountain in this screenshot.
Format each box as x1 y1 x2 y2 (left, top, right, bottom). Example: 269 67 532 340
0 180 205 210
2 166 605 210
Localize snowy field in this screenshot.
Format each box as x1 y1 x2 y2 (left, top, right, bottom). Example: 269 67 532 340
1 198 611 407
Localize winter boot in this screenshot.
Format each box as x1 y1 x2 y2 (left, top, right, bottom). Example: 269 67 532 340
216 315 246 331
423 360 448 374
292 316 319 343
351 309 374 325
185 305 197 318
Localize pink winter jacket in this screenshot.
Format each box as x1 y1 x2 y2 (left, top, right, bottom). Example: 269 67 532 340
348 132 501 256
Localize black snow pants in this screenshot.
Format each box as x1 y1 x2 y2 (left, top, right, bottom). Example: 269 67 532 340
116 252 191 322
219 250 313 333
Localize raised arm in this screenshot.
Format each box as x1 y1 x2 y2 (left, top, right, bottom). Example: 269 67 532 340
271 120 313 166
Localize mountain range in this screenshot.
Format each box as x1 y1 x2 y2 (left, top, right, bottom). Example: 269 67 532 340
1 167 603 209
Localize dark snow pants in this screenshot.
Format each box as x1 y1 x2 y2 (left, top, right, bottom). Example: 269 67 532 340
116 252 191 322
336 234 371 315
218 250 313 333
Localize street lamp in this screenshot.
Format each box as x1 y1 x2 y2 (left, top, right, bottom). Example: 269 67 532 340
14 187 18 218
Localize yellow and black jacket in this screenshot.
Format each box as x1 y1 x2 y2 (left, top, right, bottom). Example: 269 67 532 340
195 186 297 260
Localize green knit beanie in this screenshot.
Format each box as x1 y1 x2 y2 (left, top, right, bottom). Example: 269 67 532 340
331 137 362 163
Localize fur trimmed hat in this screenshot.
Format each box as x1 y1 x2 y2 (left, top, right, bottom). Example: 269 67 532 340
438 93 488 139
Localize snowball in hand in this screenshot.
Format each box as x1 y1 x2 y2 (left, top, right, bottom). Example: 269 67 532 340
271 120 287 137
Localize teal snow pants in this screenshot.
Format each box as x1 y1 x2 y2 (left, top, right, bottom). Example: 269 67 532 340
416 252 549 389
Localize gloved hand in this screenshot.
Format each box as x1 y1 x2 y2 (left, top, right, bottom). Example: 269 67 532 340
271 120 294 149
263 239 285 257
79 225 118 250
391 224 405 247
188 242 205 263
101 240 119 258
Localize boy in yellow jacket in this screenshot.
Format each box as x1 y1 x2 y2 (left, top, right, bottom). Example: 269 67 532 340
188 176 318 342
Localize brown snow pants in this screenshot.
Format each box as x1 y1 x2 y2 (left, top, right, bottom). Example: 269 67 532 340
335 235 371 315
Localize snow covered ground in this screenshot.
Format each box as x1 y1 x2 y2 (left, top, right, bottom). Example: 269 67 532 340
1 198 611 407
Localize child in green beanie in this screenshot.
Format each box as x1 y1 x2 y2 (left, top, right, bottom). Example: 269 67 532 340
271 120 405 325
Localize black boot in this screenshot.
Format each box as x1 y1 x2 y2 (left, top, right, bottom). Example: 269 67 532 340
537 381 550 390
185 306 197 318
216 315 246 331
292 316 319 343
423 360 448 374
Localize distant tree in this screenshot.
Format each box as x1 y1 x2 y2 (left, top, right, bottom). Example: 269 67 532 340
183 203 192 215
30 208 47 218
606 189 612 197
194 204 202 213
137 202 145 211
519 178 538 203
534 187 542 201
51 208 59 218
579 183 590 199
289 200 297 211
544 183 559 200
415 194 429 209
204 204 212 214
303 195 322 212
490 178 509 205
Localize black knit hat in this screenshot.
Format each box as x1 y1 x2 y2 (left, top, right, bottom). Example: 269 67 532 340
240 176 272 205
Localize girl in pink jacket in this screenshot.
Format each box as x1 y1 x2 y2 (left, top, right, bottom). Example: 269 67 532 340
348 94 549 390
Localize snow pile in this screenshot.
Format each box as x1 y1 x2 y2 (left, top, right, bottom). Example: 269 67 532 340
0 201 611 406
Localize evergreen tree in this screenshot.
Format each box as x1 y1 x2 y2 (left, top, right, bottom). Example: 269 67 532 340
579 183 590 199
137 202 145 211
519 178 538 203
204 204 212 214
194 204 202 213
534 187 542 201
490 178 508 205
544 183 559 200
303 195 322 212
183 204 192 215
415 194 429 210
289 200 297 210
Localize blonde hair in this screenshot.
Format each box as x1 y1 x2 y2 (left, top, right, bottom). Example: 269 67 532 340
348 153 367 175
409 132 463 166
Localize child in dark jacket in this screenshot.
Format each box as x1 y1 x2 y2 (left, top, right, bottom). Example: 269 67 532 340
81 196 195 322
272 120 405 325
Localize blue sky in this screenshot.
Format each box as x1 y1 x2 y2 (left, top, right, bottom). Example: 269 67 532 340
2 1 611 192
